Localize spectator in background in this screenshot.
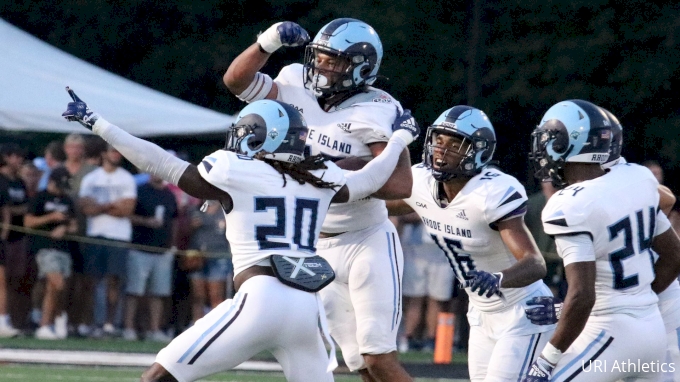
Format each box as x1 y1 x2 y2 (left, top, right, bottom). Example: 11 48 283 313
83 135 107 167
22 161 46 329
395 214 454 353
78 144 136 337
21 162 43 199
0 143 31 331
24 168 76 339
123 174 177 342
187 201 232 325
524 181 563 297
642 160 680 239
37 141 66 192
165 151 201 335
62 133 98 337
0 152 18 337
642 159 664 184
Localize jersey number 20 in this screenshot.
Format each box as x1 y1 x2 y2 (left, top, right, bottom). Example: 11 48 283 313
254 197 319 252
608 207 656 290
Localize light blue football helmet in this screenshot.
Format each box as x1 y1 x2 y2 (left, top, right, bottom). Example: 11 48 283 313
530 99 612 185
424 106 497 180
600 107 623 169
304 18 383 97
225 100 308 163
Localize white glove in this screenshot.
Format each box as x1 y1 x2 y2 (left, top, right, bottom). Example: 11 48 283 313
257 21 310 53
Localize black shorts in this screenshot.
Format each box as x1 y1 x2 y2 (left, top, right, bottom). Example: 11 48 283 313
0 240 6 267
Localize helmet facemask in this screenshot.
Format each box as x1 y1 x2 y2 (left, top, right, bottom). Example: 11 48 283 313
224 114 267 156
304 46 374 98
529 125 570 188
424 127 494 181
303 18 381 99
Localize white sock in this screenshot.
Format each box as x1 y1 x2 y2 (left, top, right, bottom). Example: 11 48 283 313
0 314 10 327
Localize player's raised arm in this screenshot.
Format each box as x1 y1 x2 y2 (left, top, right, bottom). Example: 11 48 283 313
332 110 420 204
223 22 309 102
61 88 233 210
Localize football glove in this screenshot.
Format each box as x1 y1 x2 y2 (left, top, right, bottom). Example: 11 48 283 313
466 270 502 298
521 356 555 382
62 87 100 130
525 296 562 325
257 22 310 53
392 109 420 142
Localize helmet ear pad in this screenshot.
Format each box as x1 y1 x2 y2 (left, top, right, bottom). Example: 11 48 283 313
472 127 496 164
235 114 268 153
541 119 570 155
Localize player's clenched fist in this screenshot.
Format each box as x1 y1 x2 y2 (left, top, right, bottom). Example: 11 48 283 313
257 22 310 53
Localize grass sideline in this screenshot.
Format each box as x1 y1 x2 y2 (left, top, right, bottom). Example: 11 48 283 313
0 364 469 381
0 337 468 365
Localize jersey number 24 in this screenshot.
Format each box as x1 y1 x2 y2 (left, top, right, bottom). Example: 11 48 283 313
608 207 656 290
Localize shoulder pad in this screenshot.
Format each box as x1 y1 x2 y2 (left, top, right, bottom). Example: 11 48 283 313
541 187 594 236
274 64 304 85
335 88 397 110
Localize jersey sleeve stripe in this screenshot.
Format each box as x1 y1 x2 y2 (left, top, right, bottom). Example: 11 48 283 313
488 201 528 230
498 190 524 208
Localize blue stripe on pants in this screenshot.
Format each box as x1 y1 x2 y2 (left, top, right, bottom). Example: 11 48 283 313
386 232 398 331
517 334 537 381
177 292 243 363
551 330 605 381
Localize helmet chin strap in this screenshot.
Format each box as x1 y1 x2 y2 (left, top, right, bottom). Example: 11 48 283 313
306 73 330 97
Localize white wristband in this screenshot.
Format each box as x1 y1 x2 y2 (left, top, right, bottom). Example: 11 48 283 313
390 129 416 147
541 342 562 365
257 22 283 53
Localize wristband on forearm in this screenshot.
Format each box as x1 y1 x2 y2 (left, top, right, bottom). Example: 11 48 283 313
541 342 562 365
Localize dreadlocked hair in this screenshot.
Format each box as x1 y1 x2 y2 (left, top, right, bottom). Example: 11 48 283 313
262 154 339 190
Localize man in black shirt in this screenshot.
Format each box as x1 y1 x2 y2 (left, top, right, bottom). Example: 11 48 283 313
0 143 29 332
24 167 76 339
124 174 177 342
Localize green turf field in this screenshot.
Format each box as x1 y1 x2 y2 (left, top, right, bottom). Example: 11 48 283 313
0 364 468 381
0 337 468 364
0 337 470 380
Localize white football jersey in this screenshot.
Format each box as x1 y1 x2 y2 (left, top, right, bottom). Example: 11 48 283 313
542 162 665 316
403 164 548 312
274 64 401 233
612 158 680 329
198 150 346 276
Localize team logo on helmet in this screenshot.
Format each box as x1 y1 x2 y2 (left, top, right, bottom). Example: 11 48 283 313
530 99 612 186
224 100 309 164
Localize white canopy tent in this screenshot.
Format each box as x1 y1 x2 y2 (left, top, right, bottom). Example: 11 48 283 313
0 18 234 137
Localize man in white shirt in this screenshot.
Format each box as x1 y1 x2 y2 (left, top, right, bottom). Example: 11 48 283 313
78 145 136 336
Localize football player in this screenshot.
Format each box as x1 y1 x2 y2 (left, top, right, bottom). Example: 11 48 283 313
223 19 414 381
520 100 680 382
525 106 680 382
61 91 419 382
386 105 555 381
